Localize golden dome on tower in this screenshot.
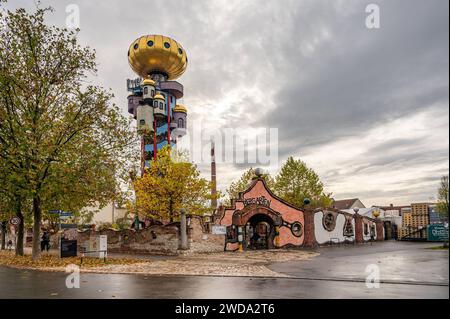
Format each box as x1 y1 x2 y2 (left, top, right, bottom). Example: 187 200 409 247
154 93 165 100
173 104 187 113
141 78 156 86
128 35 188 80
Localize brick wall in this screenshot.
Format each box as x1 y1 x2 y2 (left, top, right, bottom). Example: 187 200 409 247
54 224 182 255
187 216 225 253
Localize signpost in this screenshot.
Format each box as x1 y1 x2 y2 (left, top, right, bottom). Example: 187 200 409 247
60 212 74 219
427 224 449 242
9 217 20 226
50 210 78 258
60 239 77 258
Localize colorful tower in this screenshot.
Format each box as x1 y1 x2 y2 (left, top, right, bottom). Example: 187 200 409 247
126 35 188 174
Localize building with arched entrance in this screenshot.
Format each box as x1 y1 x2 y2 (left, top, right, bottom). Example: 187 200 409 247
215 177 384 251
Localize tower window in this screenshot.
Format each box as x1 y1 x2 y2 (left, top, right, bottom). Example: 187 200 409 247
178 118 184 128
151 90 155 97
160 102 163 110
144 87 148 95
164 42 170 49
147 40 154 47
153 101 158 107
170 96 174 103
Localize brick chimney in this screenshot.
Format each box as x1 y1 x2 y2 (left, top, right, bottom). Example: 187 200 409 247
211 140 217 210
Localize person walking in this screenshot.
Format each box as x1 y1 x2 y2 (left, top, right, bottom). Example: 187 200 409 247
41 231 50 252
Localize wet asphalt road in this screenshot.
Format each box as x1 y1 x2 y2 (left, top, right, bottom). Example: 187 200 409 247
269 241 449 285
0 242 447 299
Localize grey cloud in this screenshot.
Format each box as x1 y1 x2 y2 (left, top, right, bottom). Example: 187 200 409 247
3 0 449 205
257 0 449 156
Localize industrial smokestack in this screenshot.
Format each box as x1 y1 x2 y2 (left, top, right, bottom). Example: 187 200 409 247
211 140 217 210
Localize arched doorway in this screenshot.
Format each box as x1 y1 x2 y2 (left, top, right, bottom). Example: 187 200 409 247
245 214 275 250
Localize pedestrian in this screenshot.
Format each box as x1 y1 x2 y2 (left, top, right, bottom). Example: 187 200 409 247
7 239 13 251
370 226 375 245
41 231 50 252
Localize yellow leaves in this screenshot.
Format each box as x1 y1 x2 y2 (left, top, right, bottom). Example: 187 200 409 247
0 250 142 269
133 146 217 220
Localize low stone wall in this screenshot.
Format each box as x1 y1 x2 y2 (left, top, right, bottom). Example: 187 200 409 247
187 216 225 253
78 224 180 255
44 215 227 256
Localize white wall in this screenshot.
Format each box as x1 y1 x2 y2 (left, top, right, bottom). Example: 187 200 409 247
85 202 128 225
314 211 355 244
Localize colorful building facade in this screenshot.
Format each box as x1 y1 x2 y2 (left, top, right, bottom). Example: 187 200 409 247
215 177 384 251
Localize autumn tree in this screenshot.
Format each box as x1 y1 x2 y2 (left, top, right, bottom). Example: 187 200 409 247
0 147 29 255
0 207 10 250
225 167 274 205
0 4 137 259
437 175 449 220
133 147 217 223
273 157 332 208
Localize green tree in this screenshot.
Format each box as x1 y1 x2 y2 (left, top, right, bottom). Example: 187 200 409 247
133 147 217 223
225 168 274 205
0 4 136 259
436 175 449 220
273 157 332 208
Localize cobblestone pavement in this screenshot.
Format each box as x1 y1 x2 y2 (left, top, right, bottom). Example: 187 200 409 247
77 250 319 277
4 249 319 277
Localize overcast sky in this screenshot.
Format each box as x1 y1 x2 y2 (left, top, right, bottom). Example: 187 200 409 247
4 0 449 206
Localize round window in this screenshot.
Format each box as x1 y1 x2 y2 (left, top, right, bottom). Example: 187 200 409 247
291 222 303 237
322 212 336 232
164 42 170 49
178 48 183 55
133 43 138 50
147 40 154 47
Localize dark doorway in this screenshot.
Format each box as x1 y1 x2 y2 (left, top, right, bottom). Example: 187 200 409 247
245 214 275 250
384 221 393 240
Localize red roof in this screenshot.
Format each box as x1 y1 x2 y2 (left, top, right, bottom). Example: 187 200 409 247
332 198 361 210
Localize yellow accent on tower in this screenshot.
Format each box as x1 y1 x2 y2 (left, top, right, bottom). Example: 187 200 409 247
128 35 188 80
173 104 187 113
